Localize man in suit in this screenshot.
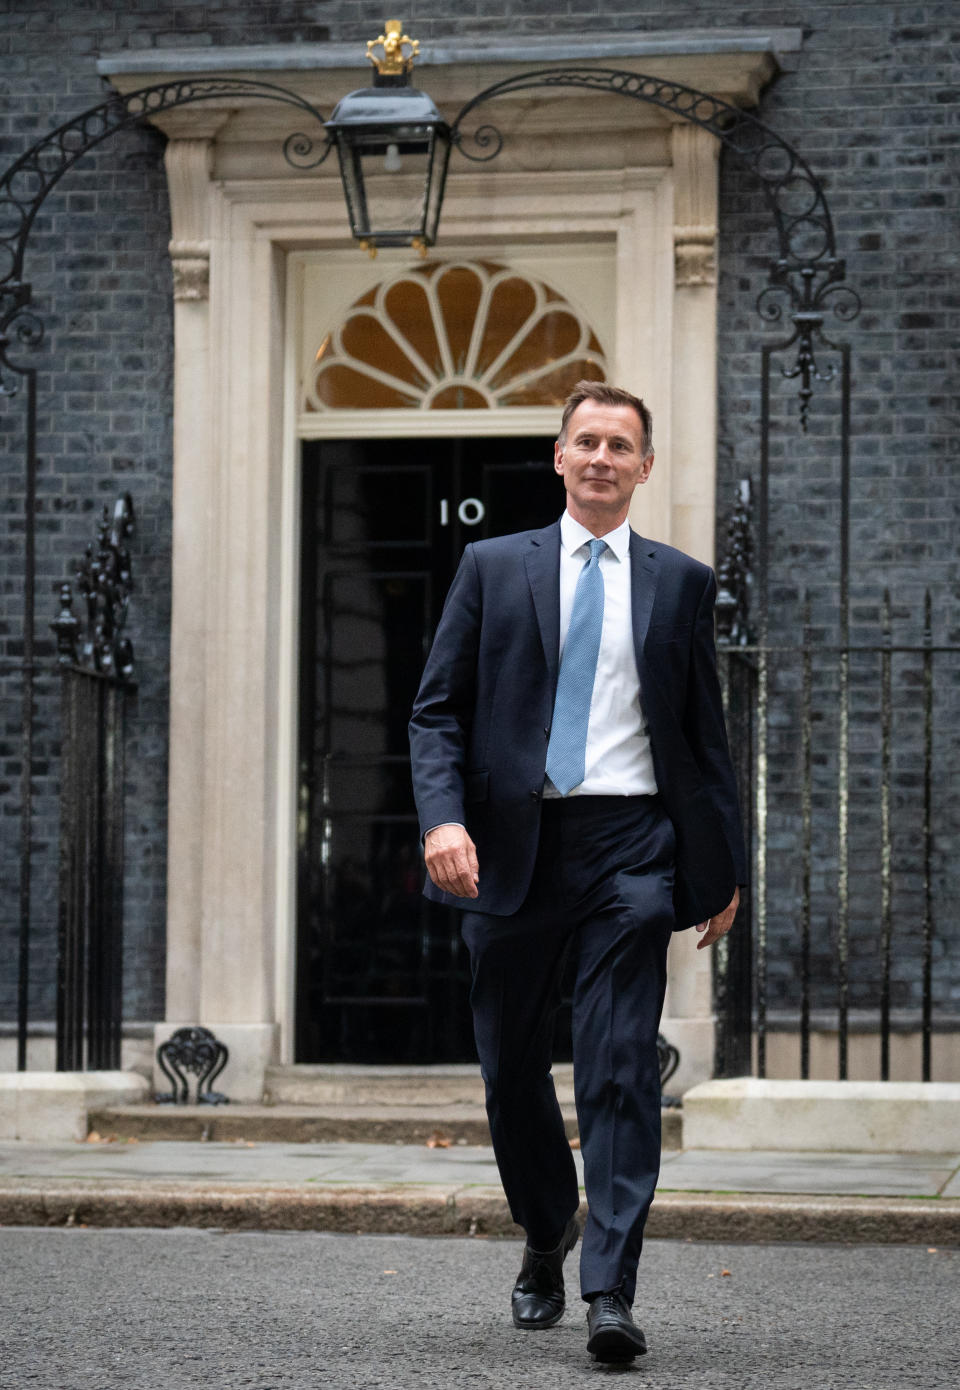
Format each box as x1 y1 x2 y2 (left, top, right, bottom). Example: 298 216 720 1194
409 381 745 1364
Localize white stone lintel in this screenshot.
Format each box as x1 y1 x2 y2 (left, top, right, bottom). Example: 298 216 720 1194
683 1077 960 1154
0 1071 150 1142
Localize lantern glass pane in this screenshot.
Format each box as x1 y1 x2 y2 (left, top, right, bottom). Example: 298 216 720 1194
335 126 435 244
423 133 451 245
335 144 369 238
358 144 430 240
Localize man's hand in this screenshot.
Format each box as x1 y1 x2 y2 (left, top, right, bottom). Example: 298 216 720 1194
424 824 480 900
695 886 740 951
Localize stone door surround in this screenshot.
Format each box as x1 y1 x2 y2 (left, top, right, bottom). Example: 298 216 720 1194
100 30 797 1099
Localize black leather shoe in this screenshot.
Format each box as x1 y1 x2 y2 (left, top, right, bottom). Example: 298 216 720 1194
511 1215 580 1329
586 1291 648 1363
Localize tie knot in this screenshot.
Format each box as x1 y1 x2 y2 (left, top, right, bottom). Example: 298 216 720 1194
587 538 606 562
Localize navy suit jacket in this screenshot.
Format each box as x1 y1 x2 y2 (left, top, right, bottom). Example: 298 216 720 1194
409 522 747 929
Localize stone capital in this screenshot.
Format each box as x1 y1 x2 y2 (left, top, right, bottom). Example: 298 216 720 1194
673 225 717 287
169 250 211 302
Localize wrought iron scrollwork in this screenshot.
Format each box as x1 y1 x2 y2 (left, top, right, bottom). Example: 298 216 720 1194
0 306 44 397
716 479 754 647
757 268 862 430
449 66 860 426
155 1026 230 1105
0 78 327 363
51 494 136 684
283 129 334 171
451 123 504 164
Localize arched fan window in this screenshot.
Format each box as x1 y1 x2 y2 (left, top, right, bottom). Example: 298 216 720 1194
305 259 607 411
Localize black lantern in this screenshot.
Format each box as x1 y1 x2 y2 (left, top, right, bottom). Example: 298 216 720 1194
325 21 451 255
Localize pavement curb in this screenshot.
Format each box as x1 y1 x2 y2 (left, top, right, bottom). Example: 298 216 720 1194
0 1182 506 1236
648 1191 960 1245
1 1181 957 1245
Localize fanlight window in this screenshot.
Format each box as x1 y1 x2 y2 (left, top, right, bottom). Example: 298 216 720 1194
306 260 607 411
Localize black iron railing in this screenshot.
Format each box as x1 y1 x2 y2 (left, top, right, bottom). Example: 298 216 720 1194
55 669 127 1069
716 577 956 1082
48 496 136 1071
715 647 755 1079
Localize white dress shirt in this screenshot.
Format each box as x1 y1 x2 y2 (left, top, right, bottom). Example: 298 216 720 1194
543 511 657 798
427 512 658 835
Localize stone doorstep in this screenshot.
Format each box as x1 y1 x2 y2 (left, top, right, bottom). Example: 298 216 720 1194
0 1182 956 1247
262 1063 577 1107
86 1103 685 1151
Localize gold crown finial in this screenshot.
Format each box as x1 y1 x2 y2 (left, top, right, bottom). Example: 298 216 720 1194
367 19 420 76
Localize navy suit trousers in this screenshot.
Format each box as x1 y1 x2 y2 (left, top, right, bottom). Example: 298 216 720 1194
461 794 676 1306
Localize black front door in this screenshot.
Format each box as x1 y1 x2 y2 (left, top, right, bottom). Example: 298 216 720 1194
296 434 558 1062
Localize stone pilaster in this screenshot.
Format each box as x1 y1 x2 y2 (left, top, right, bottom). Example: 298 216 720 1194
661 123 723 1094
162 137 215 1026
669 121 721 565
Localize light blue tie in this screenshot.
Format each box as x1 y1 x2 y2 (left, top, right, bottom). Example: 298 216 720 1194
545 538 607 796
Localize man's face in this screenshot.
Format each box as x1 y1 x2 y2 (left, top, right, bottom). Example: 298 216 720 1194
554 400 654 528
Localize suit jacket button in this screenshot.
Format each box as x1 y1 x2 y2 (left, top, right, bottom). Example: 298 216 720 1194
530 789 541 800
543 726 550 737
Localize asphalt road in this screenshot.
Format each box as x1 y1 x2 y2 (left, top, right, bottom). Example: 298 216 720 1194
1 1229 956 1390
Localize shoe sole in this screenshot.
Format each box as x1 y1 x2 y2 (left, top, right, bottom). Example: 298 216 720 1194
513 1306 566 1330
586 1327 648 1363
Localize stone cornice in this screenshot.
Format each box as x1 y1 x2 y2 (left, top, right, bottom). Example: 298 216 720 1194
98 28 802 139
97 28 804 78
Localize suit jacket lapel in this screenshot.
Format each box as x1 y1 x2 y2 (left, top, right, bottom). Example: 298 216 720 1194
630 530 660 671
525 525 657 690
523 522 561 689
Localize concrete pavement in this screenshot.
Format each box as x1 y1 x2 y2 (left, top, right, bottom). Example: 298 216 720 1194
1 1138 958 1244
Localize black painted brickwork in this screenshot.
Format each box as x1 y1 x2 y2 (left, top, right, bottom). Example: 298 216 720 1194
1 2 958 1032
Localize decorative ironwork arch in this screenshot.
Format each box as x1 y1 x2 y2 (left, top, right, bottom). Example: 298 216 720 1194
445 66 861 426
0 79 327 330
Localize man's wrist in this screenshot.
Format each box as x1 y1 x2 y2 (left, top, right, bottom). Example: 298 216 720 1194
424 822 465 839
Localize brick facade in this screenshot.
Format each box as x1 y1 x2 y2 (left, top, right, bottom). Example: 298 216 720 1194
1 3 957 1032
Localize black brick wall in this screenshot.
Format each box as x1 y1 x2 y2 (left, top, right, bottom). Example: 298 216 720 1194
1 2 957 1034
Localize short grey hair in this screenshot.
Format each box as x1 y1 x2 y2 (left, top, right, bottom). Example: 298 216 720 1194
557 381 653 457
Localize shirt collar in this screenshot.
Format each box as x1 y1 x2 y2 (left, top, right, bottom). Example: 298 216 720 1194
560 510 631 562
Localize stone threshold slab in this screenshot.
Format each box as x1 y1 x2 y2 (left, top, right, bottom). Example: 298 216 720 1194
263 1063 571 1106
88 1104 507 1147
86 1103 560 1147
85 1104 683 1151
